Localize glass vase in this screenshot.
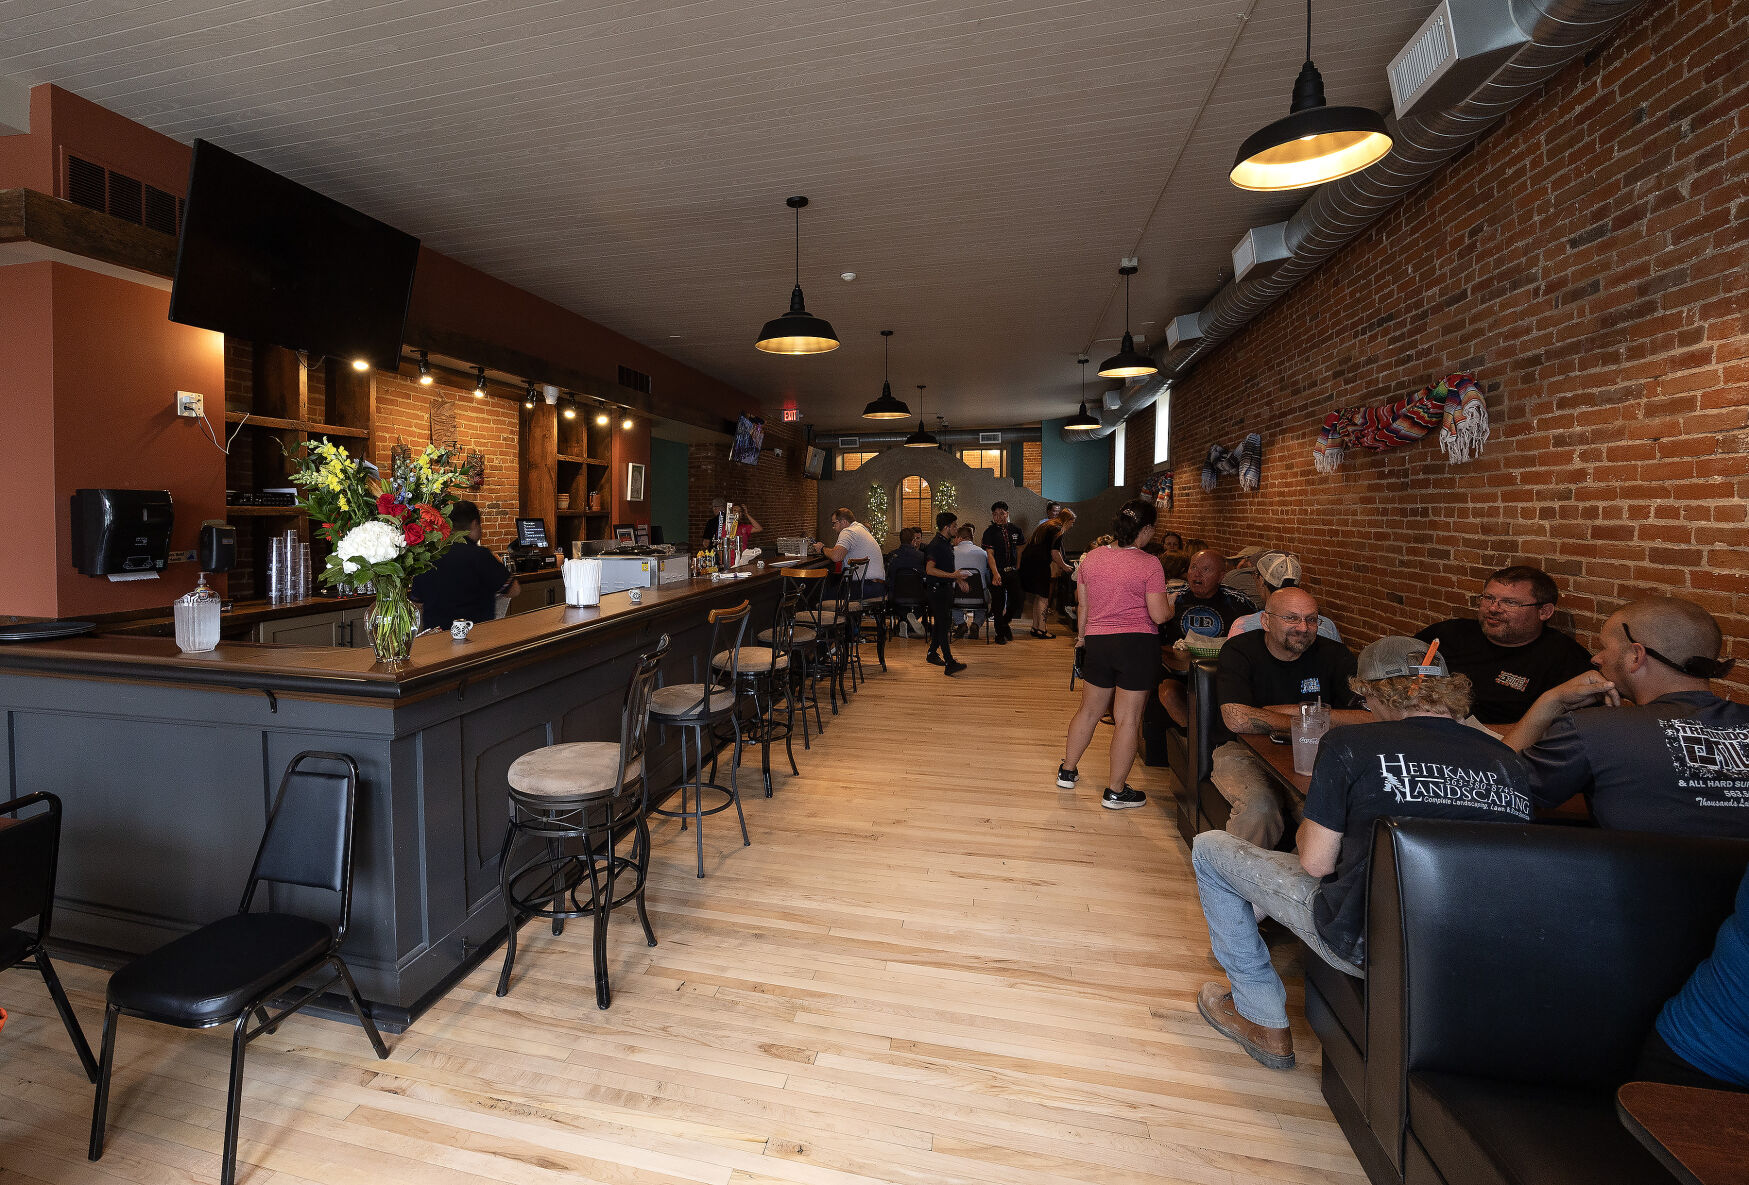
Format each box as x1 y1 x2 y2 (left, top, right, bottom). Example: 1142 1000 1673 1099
366 576 419 666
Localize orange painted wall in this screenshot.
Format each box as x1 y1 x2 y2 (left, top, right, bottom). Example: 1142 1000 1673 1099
610 415 652 526
48 264 226 616
0 84 191 197
0 264 62 616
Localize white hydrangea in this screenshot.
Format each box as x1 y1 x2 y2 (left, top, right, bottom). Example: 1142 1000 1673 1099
336 520 405 574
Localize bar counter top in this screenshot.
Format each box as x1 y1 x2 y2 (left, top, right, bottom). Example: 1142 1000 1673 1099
0 564 796 699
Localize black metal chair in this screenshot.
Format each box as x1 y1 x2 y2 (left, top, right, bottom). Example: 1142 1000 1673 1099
951 569 992 644
842 556 887 673
889 567 929 641
811 567 855 712
648 601 752 878
0 791 98 1082
766 568 828 743
725 592 802 792
89 752 388 1185
496 637 667 1008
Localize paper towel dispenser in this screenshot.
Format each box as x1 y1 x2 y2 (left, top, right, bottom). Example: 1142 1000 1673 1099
71 489 174 576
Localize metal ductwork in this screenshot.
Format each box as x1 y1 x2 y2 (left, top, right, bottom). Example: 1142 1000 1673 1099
1061 0 1648 442
826 426 1042 447
1063 373 1168 441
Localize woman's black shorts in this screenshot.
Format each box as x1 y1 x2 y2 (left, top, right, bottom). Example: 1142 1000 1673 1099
1080 632 1160 692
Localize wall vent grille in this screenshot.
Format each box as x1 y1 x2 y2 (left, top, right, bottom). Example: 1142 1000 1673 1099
617 364 652 394
978 431 1002 445
1389 4 1459 117
64 154 183 234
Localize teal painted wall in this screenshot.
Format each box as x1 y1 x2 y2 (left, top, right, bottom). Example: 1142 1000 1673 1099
1040 419 1111 503
648 436 690 547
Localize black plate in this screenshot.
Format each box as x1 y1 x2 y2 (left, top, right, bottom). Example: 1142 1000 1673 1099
0 620 98 643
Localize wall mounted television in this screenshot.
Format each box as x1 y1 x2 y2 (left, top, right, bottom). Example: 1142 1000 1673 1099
730 414 764 466
169 139 420 370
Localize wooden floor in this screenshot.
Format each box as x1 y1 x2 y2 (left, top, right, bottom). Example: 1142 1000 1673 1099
0 628 1360 1185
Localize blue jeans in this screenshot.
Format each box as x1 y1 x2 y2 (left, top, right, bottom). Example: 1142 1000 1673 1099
1191 830 1363 1030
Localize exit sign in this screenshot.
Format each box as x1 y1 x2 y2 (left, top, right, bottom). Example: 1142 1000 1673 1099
781 408 801 422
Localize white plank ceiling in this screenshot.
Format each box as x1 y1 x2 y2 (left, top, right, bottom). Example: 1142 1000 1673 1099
0 0 1434 427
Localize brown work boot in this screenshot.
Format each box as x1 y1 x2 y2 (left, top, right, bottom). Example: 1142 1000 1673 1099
1197 982 1295 1069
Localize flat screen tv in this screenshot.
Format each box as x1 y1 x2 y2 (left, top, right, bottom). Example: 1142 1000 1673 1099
170 139 420 370
803 446 827 479
730 414 764 465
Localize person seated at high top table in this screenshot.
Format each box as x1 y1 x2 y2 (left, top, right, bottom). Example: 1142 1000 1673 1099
811 506 887 597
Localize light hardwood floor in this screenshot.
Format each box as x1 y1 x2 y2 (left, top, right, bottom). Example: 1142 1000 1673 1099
0 629 1359 1185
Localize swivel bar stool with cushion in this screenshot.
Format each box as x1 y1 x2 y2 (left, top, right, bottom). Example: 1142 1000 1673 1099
763 571 826 745
647 601 752 878
720 592 801 797
842 556 876 685
90 752 389 1185
496 637 667 1009
0 790 98 1082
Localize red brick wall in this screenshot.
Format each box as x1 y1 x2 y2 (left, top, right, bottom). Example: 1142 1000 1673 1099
687 419 819 551
1022 441 1044 495
1152 0 1748 700
374 373 523 553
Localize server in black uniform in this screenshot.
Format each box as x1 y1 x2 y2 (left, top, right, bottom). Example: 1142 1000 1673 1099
923 511 969 676
411 500 519 630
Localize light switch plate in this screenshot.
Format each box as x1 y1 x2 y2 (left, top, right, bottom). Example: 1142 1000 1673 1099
176 390 204 418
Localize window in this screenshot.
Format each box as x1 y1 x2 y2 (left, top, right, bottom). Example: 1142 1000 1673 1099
955 447 1006 478
1113 421 1126 487
1153 388 1171 465
838 450 878 472
899 475 933 531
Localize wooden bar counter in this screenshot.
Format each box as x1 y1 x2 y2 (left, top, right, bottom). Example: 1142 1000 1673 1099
0 564 795 1027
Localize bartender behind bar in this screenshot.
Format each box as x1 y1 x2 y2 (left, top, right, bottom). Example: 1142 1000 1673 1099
412 500 519 629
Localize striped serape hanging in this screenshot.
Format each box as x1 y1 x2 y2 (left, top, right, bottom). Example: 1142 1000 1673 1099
1313 374 1489 473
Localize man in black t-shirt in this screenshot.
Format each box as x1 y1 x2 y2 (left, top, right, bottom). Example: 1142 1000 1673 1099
411 500 517 630
1505 596 1749 836
1192 636 1533 1070
1208 587 1359 847
1415 565 1592 724
1157 549 1255 727
981 501 1025 644
923 511 970 676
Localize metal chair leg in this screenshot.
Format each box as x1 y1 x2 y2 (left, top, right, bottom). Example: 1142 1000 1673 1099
730 709 750 846
87 1002 119 1162
37 952 98 1082
220 1012 250 1185
584 827 611 1010
634 813 657 948
494 817 521 997
690 724 706 878
330 956 390 1059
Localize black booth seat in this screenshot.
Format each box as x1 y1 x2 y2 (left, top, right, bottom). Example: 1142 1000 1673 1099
1314 819 1749 1185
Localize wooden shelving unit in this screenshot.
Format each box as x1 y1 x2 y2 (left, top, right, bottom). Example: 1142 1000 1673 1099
522 404 616 556
224 347 374 597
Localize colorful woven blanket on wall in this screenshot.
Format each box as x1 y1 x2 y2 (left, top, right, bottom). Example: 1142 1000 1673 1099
1201 433 1262 492
1138 471 1174 511
1313 373 1489 474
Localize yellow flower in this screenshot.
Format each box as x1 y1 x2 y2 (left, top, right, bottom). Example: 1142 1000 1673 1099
338 496 349 512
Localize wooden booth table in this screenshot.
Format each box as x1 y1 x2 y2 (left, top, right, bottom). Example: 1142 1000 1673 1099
1617 1081 1749 1185
0 565 798 1028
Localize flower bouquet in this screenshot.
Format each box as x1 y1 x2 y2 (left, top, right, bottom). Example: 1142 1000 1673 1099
290 440 465 665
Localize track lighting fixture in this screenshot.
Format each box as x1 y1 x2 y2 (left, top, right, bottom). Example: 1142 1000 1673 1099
1230 0 1393 191
621 414 635 431
562 403 577 420
1098 264 1157 379
351 358 369 372
595 406 611 427
523 381 538 409
472 367 487 398
754 196 840 355
862 329 911 420
417 350 433 385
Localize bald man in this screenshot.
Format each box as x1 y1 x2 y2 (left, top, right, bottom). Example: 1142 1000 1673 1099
1505 596 1748 836
1158 548 1256 727
1209 588 1363 847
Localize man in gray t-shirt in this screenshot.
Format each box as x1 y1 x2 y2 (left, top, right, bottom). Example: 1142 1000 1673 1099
1505 596 1748 836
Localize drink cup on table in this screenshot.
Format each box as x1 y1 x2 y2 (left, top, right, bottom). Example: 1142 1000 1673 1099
1290 701 1331 776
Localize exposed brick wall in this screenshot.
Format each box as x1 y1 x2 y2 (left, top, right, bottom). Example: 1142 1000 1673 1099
374 373 522 554
687 419 819 551
1022 441 1044 494
1153 0 1747 700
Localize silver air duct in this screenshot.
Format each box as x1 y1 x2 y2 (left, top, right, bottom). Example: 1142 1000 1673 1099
826 427 1042 447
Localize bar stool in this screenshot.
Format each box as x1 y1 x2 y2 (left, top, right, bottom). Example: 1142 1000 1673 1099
842 556 875 688
720 592 801 796
496 637 667 1009
647 601 751 878
812 568 854 711
766 569 828 743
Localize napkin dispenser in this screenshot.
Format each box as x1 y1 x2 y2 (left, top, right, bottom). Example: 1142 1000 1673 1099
71 489 174 576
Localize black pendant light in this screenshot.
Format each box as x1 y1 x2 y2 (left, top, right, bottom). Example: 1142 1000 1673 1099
903 387 938 446
755 196 840 355
1098 264 1157 379
1230 0 1393 192
862 329 911 419
1065 358 1101 432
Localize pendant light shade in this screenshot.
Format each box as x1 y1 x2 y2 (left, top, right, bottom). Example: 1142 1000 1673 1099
1064 357 1101 432
862 329 911 419
903 419 939 448
755 196 840 354
1098 265 1157 379
1230 2 1392 192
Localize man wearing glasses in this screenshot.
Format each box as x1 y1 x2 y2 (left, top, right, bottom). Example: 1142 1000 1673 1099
1415 565 1592 724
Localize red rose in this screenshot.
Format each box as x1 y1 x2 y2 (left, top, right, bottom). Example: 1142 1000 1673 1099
402 522 426 546
376 492 399 516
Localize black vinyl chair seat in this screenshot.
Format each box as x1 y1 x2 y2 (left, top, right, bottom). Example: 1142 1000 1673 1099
106 912 334 1027
1407 1072 1672 1185
0 926 31 966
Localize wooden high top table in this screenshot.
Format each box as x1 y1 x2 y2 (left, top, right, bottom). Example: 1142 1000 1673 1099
1617 1081 1749 1185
